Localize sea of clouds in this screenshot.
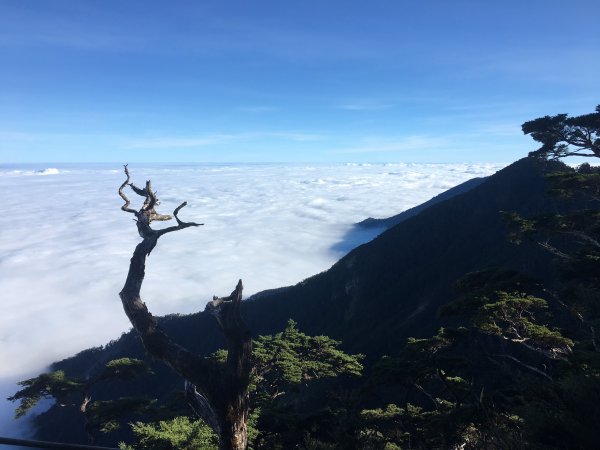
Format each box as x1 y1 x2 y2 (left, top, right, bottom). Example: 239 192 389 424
0 161 504 436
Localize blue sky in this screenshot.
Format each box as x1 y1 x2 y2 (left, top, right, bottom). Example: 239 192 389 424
1 0 598 163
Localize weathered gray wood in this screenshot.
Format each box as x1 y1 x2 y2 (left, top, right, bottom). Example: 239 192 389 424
118 166 252 450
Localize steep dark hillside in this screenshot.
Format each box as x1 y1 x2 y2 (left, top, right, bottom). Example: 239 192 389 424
31 157 573 443
357 176 486 229
240 157 569 357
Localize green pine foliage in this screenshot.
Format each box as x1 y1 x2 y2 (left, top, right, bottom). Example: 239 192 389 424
253 319 363 396
8 358 154 441
8 370 85 418
243 320 363 447
122 321 363 449
472 291 573 359
118 416 219 450
99 357 153 382
358 259 595 449
522 105 600 159
18 106 600 449
88 397 156 434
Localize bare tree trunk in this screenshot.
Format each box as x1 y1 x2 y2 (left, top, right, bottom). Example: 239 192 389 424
117 166 252 450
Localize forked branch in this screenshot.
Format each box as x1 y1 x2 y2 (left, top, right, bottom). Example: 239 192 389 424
117 165 252 450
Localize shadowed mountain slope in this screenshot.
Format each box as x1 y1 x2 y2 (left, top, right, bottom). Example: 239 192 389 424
32 157 573 443
54 157 571 369
240 157 568 357
357 176 486 229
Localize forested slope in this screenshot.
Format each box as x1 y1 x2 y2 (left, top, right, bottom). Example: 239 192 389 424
31 157 578 446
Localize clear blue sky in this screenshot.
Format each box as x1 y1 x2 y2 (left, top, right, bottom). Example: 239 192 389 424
1 0 598 163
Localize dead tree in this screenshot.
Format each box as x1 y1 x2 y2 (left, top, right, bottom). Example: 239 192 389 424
118 165 252 450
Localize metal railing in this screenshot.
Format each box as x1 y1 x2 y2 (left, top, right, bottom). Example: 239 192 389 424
0 436 118 450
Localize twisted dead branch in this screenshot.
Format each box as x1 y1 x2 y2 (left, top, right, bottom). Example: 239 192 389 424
118 165 252 450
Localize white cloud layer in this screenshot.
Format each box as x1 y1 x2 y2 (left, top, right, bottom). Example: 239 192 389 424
0 162 503 426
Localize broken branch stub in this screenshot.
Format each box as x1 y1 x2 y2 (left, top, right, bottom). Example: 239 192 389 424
117 165 252 450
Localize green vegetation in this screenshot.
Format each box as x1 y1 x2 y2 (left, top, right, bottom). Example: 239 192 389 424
252 319 363 394
522 104 599 159
472 291 573 359
16 106 600 448
16 322 362 449
118 417 219 450
8 358 153 443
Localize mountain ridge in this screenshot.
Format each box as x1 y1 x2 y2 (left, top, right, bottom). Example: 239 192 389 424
52 157 570 366
238 157 569 355
357 176 486 229
31 156 575 444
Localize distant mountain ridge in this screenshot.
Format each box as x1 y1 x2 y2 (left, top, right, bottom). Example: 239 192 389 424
357 176 487 229
239 157 568 355
31 157 575 444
